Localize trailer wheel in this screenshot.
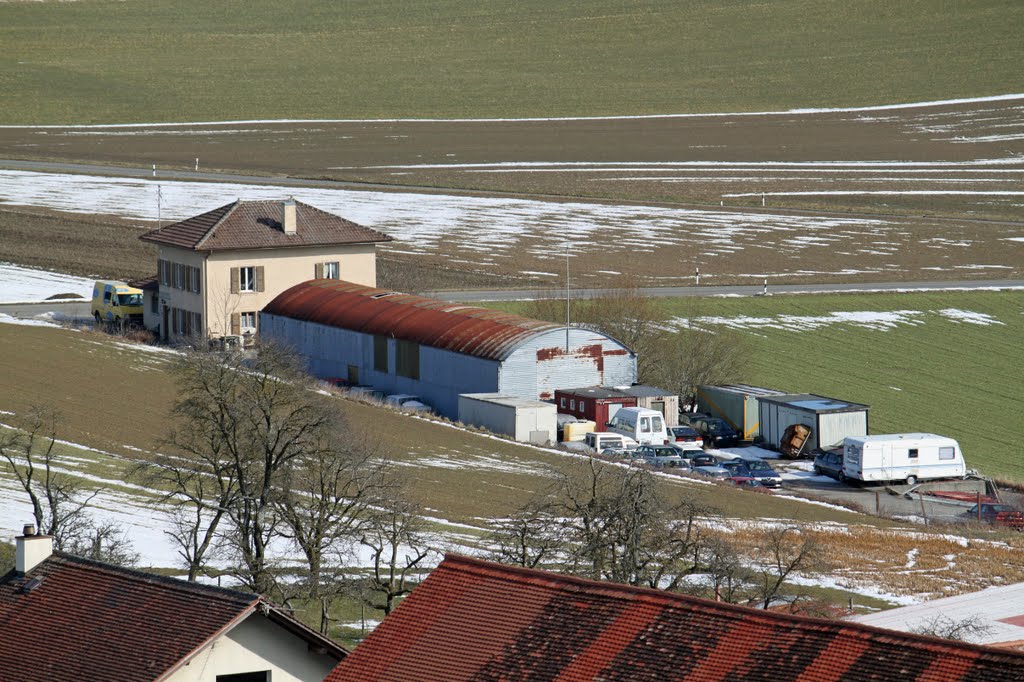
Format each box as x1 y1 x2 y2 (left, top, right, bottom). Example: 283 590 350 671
905 475 917 486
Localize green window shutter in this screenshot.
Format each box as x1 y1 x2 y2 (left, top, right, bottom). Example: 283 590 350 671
315 262 324 279
230 267 240 294
231 313 240 335
255 266 265 292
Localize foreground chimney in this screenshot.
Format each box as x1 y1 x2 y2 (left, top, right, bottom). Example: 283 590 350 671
282 197 297 235
16 525 53 574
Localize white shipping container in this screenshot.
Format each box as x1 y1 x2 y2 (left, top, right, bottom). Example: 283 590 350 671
458 393 557 445
843 434 966 485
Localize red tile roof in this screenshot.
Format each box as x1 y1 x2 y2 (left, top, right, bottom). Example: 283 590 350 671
139 199 391 252
0 552 344 682
326 554 1024 682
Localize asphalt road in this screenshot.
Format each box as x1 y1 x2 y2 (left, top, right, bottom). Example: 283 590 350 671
425 279 1024 302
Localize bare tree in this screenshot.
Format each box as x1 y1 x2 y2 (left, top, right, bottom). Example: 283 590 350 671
0 407 98 549
64 520 140 567
557 458 710 589
151 343 340 595
911 614 993 642
494 458 712 590
752 526 823 610
647 323 750 410
358 491 433 616
277 435 392 633
699 535 747 603
486 497 564 570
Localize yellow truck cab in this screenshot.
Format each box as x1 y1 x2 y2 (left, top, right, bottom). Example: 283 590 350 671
91 280 144 327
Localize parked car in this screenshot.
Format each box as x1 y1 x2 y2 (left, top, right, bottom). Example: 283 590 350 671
813 450 846 481
742 460 783 488
584 432 638 454
678 411 711 427
963 504 1024 531
634 444 687 468
728 476 765 489
690 417 740 449
688 452 717 467
718 459 749 477
691 465 731 480
668 426 704 451
385 394 431 413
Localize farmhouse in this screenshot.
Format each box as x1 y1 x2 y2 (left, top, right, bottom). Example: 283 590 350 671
138 198 391 344
259 279 637 419
325 554 1024 681
0 527 345 682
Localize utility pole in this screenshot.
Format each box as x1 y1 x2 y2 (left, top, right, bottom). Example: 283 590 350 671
157 184 162 228
565 245 570 352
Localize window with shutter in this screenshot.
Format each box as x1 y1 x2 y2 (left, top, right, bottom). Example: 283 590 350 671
324 261 340 279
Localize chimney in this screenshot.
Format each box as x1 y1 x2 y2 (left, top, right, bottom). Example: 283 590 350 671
282 197 297 235
16 525 53 574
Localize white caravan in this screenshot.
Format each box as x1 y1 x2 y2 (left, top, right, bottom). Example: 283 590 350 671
605 407 669 445
842 433 966 485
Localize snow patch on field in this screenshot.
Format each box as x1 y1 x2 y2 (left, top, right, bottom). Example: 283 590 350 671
0 170 893 264
0 262 94 303
676 308 1004 333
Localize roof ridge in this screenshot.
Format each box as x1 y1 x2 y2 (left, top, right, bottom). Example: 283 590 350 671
50 552 259 606
193 200 239 250
438 554 1024 661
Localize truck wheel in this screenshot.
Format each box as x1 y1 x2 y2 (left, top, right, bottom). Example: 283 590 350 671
94 312 102 326
906 475 917 486
839 471 847 483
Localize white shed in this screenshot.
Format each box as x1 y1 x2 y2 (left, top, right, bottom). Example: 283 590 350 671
758 393 869 452
458 393 557 444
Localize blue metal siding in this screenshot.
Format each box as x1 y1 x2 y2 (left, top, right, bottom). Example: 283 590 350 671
261 312 499 418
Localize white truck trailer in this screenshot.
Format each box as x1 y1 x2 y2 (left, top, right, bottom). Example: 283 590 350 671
842 433 966 485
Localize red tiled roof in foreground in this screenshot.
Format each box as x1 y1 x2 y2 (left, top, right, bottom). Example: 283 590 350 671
326 554 1024 682
0 552 344 682
139 199 392 252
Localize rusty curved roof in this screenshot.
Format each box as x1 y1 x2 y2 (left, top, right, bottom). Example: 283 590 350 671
262 279 570 362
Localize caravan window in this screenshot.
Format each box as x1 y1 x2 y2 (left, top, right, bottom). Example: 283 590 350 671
908 448 919 459
939 447 955 460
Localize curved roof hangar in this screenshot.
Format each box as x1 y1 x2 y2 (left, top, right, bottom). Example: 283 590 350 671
262 279 567 362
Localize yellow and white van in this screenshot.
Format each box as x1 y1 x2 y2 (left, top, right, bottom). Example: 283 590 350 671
91 280 144 327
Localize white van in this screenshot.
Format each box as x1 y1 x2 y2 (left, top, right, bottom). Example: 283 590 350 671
606 407 669 446
843 433 966 485
584 432 638 454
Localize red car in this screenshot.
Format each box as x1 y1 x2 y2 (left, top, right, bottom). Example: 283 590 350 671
963 504 1024 531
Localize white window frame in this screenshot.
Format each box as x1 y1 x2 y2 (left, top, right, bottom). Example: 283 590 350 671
239 266 256 292
324 261 340 279
240 311 257 332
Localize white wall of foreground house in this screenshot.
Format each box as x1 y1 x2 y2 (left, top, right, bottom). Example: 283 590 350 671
165 612 339 682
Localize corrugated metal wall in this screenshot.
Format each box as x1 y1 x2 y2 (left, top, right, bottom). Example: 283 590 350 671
819 411 868 450
499 328 636 402
758 401 868 451
261 312 500 418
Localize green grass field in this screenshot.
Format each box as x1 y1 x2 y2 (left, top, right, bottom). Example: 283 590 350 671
668 291 1024 480
1 0 1021 124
